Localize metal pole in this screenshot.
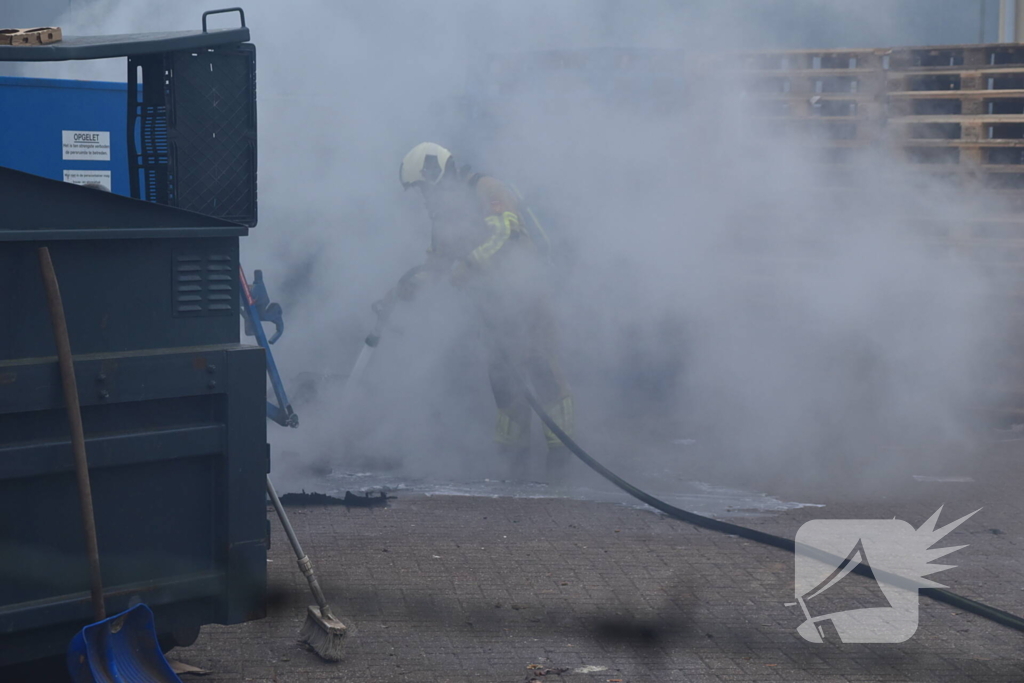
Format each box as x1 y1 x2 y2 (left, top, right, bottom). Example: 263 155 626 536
982 0 988 43
266 477 335 618
1000 0 1018 42
1016 0 1024 43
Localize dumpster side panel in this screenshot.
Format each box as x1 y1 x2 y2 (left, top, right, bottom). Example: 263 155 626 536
0 238 240 361
0 344 267 665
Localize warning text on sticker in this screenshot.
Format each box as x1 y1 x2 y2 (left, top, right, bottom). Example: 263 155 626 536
62 130 111 161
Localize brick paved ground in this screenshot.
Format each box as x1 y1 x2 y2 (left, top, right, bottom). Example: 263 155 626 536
178 437 1024 683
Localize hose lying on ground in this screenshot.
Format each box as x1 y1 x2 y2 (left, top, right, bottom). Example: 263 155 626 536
522 388 1024 633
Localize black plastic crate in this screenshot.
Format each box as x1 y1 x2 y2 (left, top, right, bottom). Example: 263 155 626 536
129 44 257 226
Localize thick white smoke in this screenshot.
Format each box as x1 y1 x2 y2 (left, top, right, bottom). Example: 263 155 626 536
17 0 1007 493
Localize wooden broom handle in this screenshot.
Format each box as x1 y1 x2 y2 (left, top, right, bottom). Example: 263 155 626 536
37 246 105 621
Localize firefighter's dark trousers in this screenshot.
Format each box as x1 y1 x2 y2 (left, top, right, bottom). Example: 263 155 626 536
483 297 573 452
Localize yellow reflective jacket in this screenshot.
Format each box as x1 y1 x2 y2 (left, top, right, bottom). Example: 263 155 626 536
427 173 535 267
465 175 524 268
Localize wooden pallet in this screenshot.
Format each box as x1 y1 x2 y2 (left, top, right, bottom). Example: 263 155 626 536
729 45 1024 164
0 27 61 46
735 68 887 97
727 48 888 72
745 94 884 119
885 114 1024 167
887 89 1024 117
887 66 1024 93
725 52 889 151
884 44 1024 71
883 56 1024 172
747 116 881 143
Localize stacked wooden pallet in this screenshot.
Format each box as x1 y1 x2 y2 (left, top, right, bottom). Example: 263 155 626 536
727 44 1024 195
886 44 1024 200
728 48 887 150
722 46 1024 243
725 43 1024 420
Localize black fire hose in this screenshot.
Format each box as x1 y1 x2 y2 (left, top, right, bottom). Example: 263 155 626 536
378 290 1024 633
522 387 1024 633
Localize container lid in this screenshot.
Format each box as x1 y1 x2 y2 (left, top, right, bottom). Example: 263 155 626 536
0 28 249 62
0 166 247 240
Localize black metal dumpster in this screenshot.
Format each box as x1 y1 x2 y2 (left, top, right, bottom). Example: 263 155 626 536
0 13 267 666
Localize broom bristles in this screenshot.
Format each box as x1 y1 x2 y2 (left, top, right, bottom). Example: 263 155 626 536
299 605 347 661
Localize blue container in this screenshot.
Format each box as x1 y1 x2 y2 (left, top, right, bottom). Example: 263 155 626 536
0 76 129 195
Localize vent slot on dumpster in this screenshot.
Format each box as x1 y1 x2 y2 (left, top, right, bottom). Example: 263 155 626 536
174 252 238 317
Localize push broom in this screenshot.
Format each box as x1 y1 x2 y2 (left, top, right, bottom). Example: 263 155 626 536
266 476 348 660
241 268 346 659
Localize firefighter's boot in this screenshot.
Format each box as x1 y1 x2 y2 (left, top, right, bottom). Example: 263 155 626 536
496 407 531 482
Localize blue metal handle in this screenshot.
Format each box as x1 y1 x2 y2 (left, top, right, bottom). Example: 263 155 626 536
240 266 298 428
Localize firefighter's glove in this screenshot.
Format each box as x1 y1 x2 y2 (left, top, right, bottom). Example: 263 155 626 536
397 265 427 302
449 257 474 288
372 291 396 318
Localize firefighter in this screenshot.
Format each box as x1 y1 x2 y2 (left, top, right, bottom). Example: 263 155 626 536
397 142 574 482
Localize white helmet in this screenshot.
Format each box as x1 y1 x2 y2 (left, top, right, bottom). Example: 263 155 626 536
400 142 454 189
